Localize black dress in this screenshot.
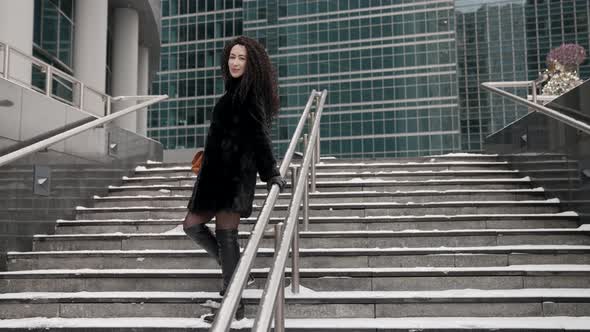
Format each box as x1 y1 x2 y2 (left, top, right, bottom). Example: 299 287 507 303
187 81 279 218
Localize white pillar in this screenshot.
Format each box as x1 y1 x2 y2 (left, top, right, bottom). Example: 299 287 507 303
137 46 149 136
0 0 34 84
111 8 139 132
73 0 108 116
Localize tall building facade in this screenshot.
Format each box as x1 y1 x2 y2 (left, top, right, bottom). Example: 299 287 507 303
455 0 590 151
151 0 590 158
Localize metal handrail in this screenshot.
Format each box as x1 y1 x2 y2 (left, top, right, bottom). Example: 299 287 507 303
251 90 327 332
210 89 327 331
481 82 590 135
0 94 168 168
1 41 111 115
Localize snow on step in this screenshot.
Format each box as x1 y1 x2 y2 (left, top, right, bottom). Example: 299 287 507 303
6 316 589 330
32 226 590 239
4 265 590 277
9 245 590 256
2 288 590 301
74 198 561 212
56 211 580 224
135 161 510 172
92 187 547 200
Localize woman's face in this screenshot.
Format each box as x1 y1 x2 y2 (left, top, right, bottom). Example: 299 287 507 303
228 44 247 78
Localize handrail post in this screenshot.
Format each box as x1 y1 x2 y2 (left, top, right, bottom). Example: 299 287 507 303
315 129 320 164
314 94 321 162
106 96 112 116
303 133 309 232
2 44 9 79
290 165 298 195
289 163 301 294
291 205 300 294
45 65 52 97
79 83 85 110
274 222 285 332
310 112 317 193
531 80 538 105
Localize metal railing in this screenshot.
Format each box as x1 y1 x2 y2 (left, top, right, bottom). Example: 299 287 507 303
481 81 590 135
0 94 168 168
1 41 112 116
210 89 328 332
0 41 168 167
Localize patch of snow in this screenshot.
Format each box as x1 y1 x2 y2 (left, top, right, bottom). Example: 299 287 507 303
3 289 590 301
78 206 185 211
159 189 171 193
2 317 590 330
146 160 162 164
163 224 184 234
284 284 316 296
57 218 181 223
9 245 590 257
431 153 498 157
135 166 147 171
137 166 191 171
4 265 590 277
124 176 173 180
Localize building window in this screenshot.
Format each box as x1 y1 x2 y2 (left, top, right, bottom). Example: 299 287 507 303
33 0 75 71
32 0 75 103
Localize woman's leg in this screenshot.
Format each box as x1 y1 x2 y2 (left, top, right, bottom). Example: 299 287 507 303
182 211 218 263
204 211 246 321
214 211 242 293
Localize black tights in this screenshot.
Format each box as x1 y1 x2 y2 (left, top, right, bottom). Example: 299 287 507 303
183 211 241 230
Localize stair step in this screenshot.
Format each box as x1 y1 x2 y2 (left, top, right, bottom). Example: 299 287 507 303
122 170 523 186
91 188 548 207
2 266 590 292
1 316 589 331
74 199 562 220
31 228 590 251
136 156 506 171
107 177 535 195
1 289 590 319
54 212 581 233
8 245 590 270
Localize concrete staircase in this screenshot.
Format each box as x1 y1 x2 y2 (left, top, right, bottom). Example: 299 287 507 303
1 154 590 331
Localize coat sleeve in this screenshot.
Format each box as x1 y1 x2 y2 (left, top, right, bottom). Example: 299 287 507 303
246 103 280 182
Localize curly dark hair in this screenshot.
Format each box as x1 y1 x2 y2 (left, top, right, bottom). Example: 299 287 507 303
220 36 280 127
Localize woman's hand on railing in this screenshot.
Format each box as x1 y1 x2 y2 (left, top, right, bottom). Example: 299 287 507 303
267 175 286 192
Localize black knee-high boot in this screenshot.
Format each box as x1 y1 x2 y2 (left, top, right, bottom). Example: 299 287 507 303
184 224 220 264
215 228 245 320
184 224 255 287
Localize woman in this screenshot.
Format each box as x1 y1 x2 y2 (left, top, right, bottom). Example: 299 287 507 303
183 36 285 322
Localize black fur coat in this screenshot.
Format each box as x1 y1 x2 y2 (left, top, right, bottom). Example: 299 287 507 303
187 81 279 218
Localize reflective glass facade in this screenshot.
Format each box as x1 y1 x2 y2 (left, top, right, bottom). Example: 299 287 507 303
150 0 244 150
151 0 590 156
32 0 75 102
456 0 590 151
33 0 75 71
253 0 461 158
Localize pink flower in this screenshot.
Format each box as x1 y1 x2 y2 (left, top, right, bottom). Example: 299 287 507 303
546 44 587 66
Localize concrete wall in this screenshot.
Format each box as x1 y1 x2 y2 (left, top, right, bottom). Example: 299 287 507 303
0 78 164 269
0 78 109 161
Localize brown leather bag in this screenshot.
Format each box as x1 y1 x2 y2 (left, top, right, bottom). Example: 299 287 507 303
191 150 204 175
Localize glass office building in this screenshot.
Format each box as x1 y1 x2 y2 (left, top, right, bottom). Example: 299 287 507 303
150 0 590 156
455 0 590 151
